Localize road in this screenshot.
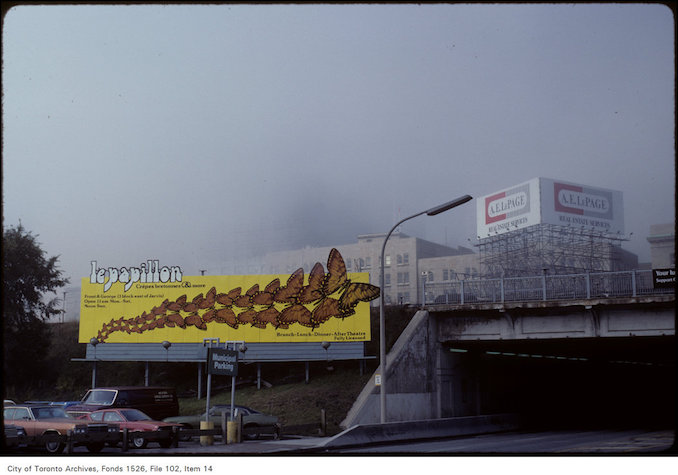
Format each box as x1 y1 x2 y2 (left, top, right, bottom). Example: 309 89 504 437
322 429 675 454
4 429 674 455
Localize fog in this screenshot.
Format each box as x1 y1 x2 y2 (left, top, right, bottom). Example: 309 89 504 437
2 3 674 288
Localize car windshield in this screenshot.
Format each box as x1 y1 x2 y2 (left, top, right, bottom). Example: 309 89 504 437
82 390 116 405
32 407 69 419
120 409 152 421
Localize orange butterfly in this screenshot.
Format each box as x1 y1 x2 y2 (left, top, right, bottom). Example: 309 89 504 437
185 313 207 330
215 307 239 328
237 309 264 328
254 306 280 327
166 313 186 329
299 262 325 304
311 297 342 326
278 304 311 328
338 282 381 318
322 248 348 296
216 288 241 306
274 268 304 303
234 284 258 308
252 279 280 305
201 287 217 309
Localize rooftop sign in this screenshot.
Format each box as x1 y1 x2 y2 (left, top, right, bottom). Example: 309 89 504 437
477 178 624 237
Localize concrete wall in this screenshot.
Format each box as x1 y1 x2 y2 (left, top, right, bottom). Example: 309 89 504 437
436 299 675 342
341 310 438 427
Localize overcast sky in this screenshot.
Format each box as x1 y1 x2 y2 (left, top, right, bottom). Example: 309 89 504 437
2 3 675 287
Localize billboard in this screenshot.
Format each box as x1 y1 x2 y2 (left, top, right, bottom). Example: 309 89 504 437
477 178 542 237
79 249 379 344
477 178 624 237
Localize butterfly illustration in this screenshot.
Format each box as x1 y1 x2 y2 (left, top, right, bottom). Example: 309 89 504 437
338 282 381 318
322 248 349 296
274 268 304 303
234 284 259 308
311 297 343 326
254 306 281 328
279 304 313 328
251 279 280 305
298 262 325 304
216 288 241 306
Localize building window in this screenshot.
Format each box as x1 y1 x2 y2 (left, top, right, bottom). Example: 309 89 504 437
365 257 371 269
385 274 391 286
403 253 409 265
428 271 434 282
443 269 449 281
385 255 391 266
397 272 410 285
397 292 410 304
397 254 403 265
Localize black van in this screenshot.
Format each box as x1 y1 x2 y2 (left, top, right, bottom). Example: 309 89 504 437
66 387 179 421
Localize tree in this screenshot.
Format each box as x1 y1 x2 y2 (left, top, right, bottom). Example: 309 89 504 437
2 223 68 396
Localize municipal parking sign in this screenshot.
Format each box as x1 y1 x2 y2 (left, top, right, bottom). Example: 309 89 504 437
207 348 238 376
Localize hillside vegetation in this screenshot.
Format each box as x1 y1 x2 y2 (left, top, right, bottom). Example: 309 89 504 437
179 363 372 435
4 307 417 434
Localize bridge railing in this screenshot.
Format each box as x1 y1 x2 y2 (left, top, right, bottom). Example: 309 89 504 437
423 269 674 306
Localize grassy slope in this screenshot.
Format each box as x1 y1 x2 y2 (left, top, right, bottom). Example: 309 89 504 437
177 365 373 436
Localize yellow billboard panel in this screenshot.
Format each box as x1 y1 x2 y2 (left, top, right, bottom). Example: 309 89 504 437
79 249 379 344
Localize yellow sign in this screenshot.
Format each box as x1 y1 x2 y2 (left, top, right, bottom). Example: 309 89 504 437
79 249 379 344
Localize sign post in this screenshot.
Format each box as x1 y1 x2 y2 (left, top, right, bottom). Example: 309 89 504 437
206 346 238 418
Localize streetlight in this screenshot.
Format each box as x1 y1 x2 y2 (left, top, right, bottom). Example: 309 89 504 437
379 194 472 423
162 340 172 362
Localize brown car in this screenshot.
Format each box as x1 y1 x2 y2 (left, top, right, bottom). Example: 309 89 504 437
4 404 119 453
79 408 181 449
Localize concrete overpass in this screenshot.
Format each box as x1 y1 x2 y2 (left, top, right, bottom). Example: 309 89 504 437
342 285 675 430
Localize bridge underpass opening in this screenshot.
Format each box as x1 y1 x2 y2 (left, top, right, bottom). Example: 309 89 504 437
442 335 675 430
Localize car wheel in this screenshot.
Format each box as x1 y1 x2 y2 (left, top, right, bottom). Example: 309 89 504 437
131 433 148 449
243 424 259 440
178 424 193 441
86 443 105 453
44 433 64 454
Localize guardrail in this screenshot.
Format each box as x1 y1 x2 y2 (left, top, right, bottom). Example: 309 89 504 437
423 269 674 306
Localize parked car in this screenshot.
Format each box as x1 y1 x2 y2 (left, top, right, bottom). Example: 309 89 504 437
79 408 182 449
4 404 119 453
67 386 179 421
4 424 27 448
4 400 16 406
25 400 80 409
163 405 280 440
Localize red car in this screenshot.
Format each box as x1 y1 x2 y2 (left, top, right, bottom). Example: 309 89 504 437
79 408 181 449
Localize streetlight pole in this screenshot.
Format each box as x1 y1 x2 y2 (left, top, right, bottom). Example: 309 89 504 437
379 194 472 424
